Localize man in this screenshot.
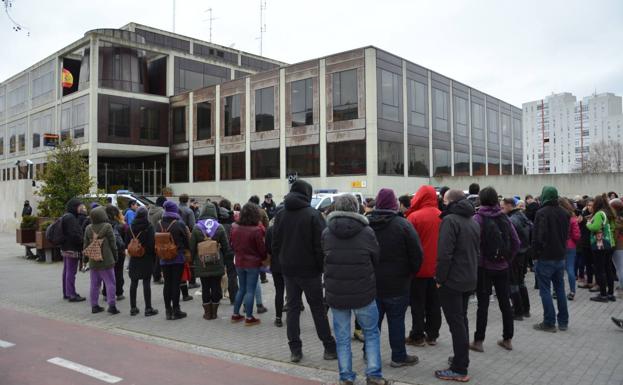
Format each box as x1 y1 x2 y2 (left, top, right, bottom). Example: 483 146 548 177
22 200 33 217
532 186 570 333
272 180 337 363
61 198 87 302
218 198 238 302
398 195 411 216
466 183 480 208
178 194 196 230
124 200 138 226
368 188 422 368
148 196 166 284
434 189 479 382
438 186 450 212
405 185 442 347
262 193 277 220
190 198 200 221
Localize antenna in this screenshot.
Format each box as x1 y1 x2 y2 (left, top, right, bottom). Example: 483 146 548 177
172 0 176 32
2 0 30 36
204 8 218 42
259 0 266 56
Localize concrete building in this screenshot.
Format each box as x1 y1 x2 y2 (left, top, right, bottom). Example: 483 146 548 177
523 92 623 174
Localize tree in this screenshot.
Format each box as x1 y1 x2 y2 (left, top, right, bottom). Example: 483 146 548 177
577 140 623 173
36 139 94 218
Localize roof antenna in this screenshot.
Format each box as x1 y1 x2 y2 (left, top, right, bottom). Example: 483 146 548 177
204 8 218 42
172 0 176 32
258 0 267 56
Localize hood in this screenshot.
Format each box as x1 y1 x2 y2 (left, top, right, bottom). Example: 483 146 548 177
148 205 164 216
411 185 438 212
284 192 311 210
327 211 369 239
66 198 83 215
368 209 397 230
443 198 475 218
477 204 504 218
218 206 232 220
199 202 218 220
132 207 150 231
89 206 109 224
541 186 559 206
290 180 313 201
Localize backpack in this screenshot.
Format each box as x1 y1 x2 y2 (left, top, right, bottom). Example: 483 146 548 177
197 228 220 266
127 228 145 258
481 215 513 262
83 229 104 262
155 220 179 261
45 215 66 246
510 212 532 254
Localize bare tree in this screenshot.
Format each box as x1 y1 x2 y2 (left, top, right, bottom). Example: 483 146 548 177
578 140 623 173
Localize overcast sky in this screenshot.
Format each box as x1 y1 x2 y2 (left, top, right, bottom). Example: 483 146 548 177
1 0 622 106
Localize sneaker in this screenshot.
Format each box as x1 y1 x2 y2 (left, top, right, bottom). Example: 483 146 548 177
405 336 426 347
91 305 105 314
533 322 557 333
426 338 438 346
354 329 365 342
107 305 120 315
558 324 568 331
607 295 617 302
172 309 187 320
469 340 484 352
68 295 86 302
590 295 609 302
290 351 303 363
257 304 268 314
130 307 139 316
611 317 623 329
435 369 471 382
366 377 394 385
323 350 337 360
567 292 575 301
145 308 159 317
274 318 283 327
182 295 194 302
390 354 419 367
244 317 261 326
497 339 513 351
231 314 244 323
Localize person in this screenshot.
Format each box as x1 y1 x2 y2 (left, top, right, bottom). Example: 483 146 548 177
265 214 285 327
438 186 450 212
179 194 199 290
104 205 127 301
405 185 442 347
272 180 337 363
577 198 595 290
368 189 423 368
524 195 539 223
398 195 411 216
560 198 581 300
501 198 532 320
364 199 375 216
83 206 119 314
466 183 480 208
218 199 238 302
610 199 623 292
22 200 33 217
587 194 616 302
149 196 166 285
190 202 232 321
160 200 190 320
230 203 266 326
323 194 391 385
61 198 86 302
125 207 159 317
608 191 619 200
178 194 196 230
434 189 480 382
262 193 277 220
189 198 200 221
124 200 138 226
532 186 570 332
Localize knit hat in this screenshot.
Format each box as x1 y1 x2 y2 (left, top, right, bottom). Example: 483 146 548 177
163 200 181 220
90 202 100 209
375 188 398 211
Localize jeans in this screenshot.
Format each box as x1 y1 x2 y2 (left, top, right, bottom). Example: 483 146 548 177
273 272 285 319
565 248 577 293
62 254 79 299
377 295 409 362
130 278 151 309
535 259 569 327
613 250 623 289
331 301 382 382
594 249 615 296
475 268 514 341
409 278 442 341
200 276 223 303
162 263 183 311
102 253 125 297
234 267 259 318
575 249 586 280
438 286 471 375
90 268 116 307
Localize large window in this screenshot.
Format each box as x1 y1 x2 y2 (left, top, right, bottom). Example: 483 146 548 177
487 108 499 143
172 106 186 144
433 148 451 177
433 88 448 132
0 138 3 156
170 157 189 183
332 69 358 121
140 106 160 140
455 152 469 176
502 114 511 146
255 87 274 132
378 141 404 175
327 140 366 175
220 152 245 180
408 80 427 127
251 148 279 179
108 102 130 137
224 95 241 136
193 155 215 181
408 144 429 176
380 69 400 121
454 96 468 136
488 153 500 175
472 103 485 140
196 102 212 140
513 118 522 149
291 78 313 127
174 58 229 94
9 135 15 153
286 144 319 177
32 133 40 149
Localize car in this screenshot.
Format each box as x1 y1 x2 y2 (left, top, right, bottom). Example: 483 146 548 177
311 192 364 213
81 190 155 211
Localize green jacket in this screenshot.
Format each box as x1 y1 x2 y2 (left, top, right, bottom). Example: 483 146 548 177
189 203 233 278
587 210 616 242
83 206 117 270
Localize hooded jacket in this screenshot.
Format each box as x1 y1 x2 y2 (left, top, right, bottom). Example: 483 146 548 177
83 206 117 270
368 209 423 298
532 186 570 261
322 211 379 309
230 222 266 269
178 202 196 230
272 180 327 277
126 208 156 280
473 204 521 270
436 198 480 292
148 205 164 230
406 186 441 278
61 198 84 252
190 203 233 277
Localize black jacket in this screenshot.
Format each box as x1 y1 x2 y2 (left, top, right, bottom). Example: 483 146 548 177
532 202 570 261
262 201 277 220
578 208 592 251
60 199 84 252
272 180 326 278
368 210 423 298
525 202 540 222
265 225 281 274
436 199 480 292
508 209 532 254
126 217 156 280
322 211 379 309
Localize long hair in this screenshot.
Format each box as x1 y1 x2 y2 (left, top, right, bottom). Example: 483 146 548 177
238 203 261 226
559 197 575 216
593 193 615 222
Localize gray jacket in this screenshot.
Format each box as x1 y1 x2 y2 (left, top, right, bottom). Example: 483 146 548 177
148 206 164 230
179 203 196 230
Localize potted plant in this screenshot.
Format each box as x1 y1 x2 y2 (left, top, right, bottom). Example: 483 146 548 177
16 215 37 244
36 220 55 249
162 186 173 197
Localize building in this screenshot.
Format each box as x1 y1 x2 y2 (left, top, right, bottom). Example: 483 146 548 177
1 23 523 208
523 92 623 174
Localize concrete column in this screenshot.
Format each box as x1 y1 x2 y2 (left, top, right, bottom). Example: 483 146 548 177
188 92 194 187
279 68 286 182
245 77 251 181
468 88 473 176
484 95 488 176
319 59 327 180
364 48 378 193
498 100 502 175
215 85 221 181
427 71 433 178
449 80 455 176
402 61 408 178
166 54 175 97
87 37 99 192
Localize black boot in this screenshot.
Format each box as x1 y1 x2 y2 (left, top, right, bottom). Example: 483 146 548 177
520 286 531 317
211 303 219 320
203 303 213 320
510 292 523 320
166 308 173 320
107 305 120 315
172 307 187 320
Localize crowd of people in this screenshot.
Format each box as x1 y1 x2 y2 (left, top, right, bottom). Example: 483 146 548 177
45 181 623 385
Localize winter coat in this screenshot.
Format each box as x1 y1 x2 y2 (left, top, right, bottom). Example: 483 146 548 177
262 201 277 220
587 210 616 242
125 212 156 280
436 199 480 293
322 211 379 309
159 216 190 265
566 216 581 249
272 180 327 278
525 202 540 222
265 225 281 274
508 209 532 254
578 208 592 252
532 188 570 261
368 209 423 298
189 203 232 277
61 198 84 252
178 203 196 230
83 206 117 270
406 185 441 278
230 223 266 269
473 205 521 271
148 206 164 230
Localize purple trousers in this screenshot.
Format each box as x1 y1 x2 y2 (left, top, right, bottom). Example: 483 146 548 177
90 268 116 307
62 254 80 299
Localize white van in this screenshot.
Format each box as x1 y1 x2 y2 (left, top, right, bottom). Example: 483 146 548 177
311 192 364 212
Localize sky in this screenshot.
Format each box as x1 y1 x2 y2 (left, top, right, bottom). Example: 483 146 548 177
1 0 622 106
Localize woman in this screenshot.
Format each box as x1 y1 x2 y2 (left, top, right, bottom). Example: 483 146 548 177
190 202 232 320
610 198 623 292
578 198 596 290
265 219 284 327
230 203 266 326
104 205 127 301
83 206 119 314
560 198 580 300
587 194 616 302
126 207 158 317
61 198 86 302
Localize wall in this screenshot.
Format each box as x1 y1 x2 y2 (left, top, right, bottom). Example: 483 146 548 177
0 180 38 232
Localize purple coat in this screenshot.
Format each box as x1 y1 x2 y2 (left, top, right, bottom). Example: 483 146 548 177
473 205 521 271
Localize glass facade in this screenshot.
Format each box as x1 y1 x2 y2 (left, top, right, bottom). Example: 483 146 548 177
434 148 451 176
433 88 449 132
172 106 186 144
378 141 404 175
286 144 319 177
327 140 366 176
255 87 274 132
380 69 401 121
224 95 241 136
196 102 212 140
408 144 429 177
332 69 358 121
140 106 160 140
251 148 279 179
170 156 189 183
220 152 245 180
291 78 313 127
98 155 166 195
108 102 130 137
193 155 215 181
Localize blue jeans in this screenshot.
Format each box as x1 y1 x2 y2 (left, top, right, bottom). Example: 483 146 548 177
376 295 409 362
535 260 569 327
234 267 259 318
565 248 577 293
331 301 382 382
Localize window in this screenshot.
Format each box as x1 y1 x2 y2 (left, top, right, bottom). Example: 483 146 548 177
140 106 160 140
434 148 451 176
170 156 189 183
251 148 279 179
18 134 25 152
433 88 448 132
454 152 469 176
193 155 215 181
502 157 512 175
502 114 511 146
74 128 84 139
224 95 241 136
286 144 319 177
61 130 70 142
408 144 429 176
172 106 186 144
9 135 15 153
32 133 40 149
487 108 499 143
291 78 313 127
488 153 500 175
408 80 427 127
454 96 468 136
327 140 366 175
332 69 358 121
220 152 245 180
108 102 130 137
0 137 3 156
255 87 274 132
378 141 404 175
380 69 400 121
471 103 485 140
196 102 212 140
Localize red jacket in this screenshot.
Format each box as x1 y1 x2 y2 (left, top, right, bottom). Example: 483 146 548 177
566 216 581 249
406 185 441 278
230 223 267 268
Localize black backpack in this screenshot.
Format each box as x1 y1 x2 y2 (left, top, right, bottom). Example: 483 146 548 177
510 212 532 254
481 215 513 261
45 214 67 246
